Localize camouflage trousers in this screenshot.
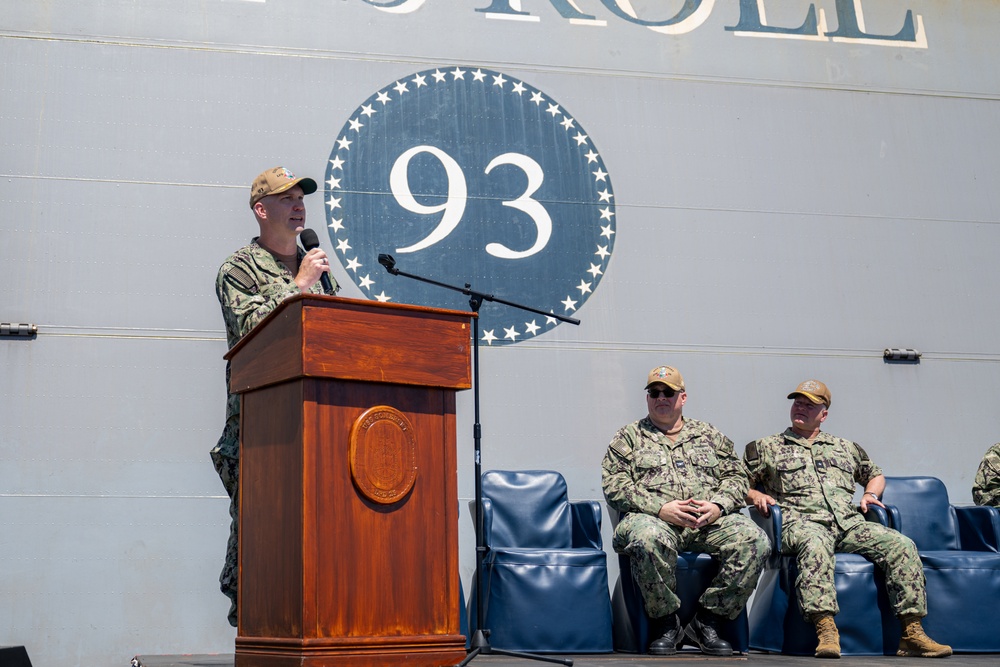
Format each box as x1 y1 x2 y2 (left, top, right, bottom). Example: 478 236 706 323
782 519 926 621
210 419 240 628
612 512 768 620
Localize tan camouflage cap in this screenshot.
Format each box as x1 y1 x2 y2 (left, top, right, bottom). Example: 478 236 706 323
645 365 685 391
249 166 318 208
788 379 831 407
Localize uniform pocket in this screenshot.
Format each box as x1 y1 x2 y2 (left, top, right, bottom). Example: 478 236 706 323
823 453 856 487
689 445 720 470
774 450 811 492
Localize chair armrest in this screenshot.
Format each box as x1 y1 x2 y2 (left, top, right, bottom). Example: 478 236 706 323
606 504 623 529
883 503 903 532
570 500 603 549
469 497 496 549
748 504 782 567
955 505 1000 553
863 504 890 527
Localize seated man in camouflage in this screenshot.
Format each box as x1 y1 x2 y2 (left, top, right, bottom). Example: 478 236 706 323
602 365 768 656
973 443 1000 507
744 380 950 659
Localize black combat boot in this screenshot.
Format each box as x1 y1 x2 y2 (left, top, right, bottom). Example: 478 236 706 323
686 610 733 657
648 613 681 656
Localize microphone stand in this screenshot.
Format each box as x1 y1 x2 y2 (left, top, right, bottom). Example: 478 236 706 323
377 254 578 667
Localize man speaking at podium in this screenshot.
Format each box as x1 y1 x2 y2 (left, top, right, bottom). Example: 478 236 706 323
211 166 339 626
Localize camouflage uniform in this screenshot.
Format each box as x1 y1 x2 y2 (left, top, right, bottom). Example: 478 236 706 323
972 443 1000 507
602 417 768 620
744 429 926 620
212 238 338 625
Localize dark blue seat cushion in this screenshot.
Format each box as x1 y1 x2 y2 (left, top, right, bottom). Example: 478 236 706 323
608 520 749 654
916 550 1000 652
480 552 613 652
470 470 613 653
749 553 898 656
748 506 899 656
488 548 607 567
882 476 1000 652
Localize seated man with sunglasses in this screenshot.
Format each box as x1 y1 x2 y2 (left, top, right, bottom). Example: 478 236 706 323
601 366 768 656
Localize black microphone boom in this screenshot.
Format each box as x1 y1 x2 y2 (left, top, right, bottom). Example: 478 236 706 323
376 252 577 667
299 228 334 294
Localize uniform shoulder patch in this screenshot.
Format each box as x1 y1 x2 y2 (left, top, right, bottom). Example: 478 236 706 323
225 266 258 294
610 438 632 459
745 441 760 464
854 443 871 461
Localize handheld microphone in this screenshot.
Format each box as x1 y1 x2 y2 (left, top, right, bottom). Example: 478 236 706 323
299 228 334 294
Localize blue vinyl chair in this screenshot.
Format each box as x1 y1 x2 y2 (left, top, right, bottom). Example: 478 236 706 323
467 470 613 653
881 476 1000 652
607 507 750 654
748 504 900 656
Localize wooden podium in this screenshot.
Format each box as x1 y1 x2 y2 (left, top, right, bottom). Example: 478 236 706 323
226 295 472 667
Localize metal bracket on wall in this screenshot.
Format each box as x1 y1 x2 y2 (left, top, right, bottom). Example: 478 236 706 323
883 348 921 363
0 323 38 339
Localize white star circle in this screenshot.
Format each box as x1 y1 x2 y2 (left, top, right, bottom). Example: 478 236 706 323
326 68 616 346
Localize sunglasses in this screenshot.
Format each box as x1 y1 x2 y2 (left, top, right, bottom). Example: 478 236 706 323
647 388 677 399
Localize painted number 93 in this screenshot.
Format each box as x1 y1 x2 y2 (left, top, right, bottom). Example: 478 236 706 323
389 145 552 259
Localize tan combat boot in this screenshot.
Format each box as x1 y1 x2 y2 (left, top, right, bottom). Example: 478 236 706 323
813 614 841 659
897 615 952 658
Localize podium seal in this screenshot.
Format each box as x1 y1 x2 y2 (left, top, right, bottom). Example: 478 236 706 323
349 405 418 505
